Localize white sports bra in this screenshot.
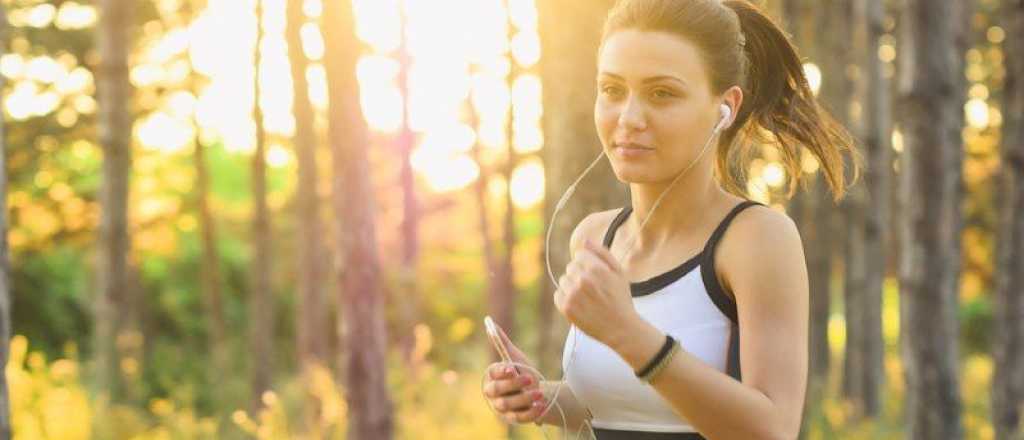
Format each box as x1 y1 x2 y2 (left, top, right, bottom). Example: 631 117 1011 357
562 201 762 436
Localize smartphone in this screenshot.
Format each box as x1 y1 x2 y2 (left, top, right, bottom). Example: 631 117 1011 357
484 315 520 376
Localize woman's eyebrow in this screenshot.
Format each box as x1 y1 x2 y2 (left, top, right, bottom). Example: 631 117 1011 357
598 72 689 88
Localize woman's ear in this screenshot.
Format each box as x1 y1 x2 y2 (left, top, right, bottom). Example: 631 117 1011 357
722 86 744 125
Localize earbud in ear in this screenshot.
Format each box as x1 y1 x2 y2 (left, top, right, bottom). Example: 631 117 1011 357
716 104 732 132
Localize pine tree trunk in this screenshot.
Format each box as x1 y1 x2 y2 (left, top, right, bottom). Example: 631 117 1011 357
839 0 869 413
781 0 834 408
992 1 1024 438
187 0 229 390
286 0 328 431
0 5 11 436
249 0 274 414
95 0 133 401
394 4 421 368
323 0 394 437
897 1 965 438
468 62 501 365
860 0 890 418
496 0 521 369
194 113 227 374
536 0 627 377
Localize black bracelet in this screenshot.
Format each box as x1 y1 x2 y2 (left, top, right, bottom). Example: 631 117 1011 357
635 334 675 379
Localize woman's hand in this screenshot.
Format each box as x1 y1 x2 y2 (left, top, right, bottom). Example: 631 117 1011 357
554 239 641 347
482 323 549 424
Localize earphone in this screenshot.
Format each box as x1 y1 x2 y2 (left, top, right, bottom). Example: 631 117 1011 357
717 103 733 132
484 102 733 439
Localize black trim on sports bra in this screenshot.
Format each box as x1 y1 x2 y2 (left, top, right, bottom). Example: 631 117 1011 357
700 200 763 382
699 200 763 324
593 428 707 440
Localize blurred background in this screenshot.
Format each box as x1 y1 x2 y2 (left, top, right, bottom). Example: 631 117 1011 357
0 0 1020 438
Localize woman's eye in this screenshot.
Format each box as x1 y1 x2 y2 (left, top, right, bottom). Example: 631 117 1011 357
652 89 675 99
601 86 624 98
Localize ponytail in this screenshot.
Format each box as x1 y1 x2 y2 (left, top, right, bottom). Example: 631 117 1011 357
723 0 862 200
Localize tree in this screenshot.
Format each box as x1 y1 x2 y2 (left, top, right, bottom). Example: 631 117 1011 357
393 0 421 367
286 0 327 370
780 0 835 407
248 0 274 414
992 1 1024 438
858 0 891 418
186 0 229 390
322 0 394 437
95 0 134 401
536 0 626 375
286 0 329 430
0 5 11 436
897 0 966 437
840 0 868 408
493 0 523 367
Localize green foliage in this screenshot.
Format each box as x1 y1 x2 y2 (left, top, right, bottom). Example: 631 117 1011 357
960 294 993 356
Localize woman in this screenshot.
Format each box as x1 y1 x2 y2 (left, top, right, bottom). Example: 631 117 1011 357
482 0 859 438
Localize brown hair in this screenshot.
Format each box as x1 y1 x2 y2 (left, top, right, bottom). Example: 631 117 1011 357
600 0 861 201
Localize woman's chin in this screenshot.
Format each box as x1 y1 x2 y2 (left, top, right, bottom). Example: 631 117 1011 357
611 166 660 184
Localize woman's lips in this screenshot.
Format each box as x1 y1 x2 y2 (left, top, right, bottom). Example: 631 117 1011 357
615 143 654 159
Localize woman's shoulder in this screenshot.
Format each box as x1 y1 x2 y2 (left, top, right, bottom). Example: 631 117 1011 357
724 202 798 245
715 202 805 299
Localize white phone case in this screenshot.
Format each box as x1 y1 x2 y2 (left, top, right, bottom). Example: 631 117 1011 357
484 315 518 376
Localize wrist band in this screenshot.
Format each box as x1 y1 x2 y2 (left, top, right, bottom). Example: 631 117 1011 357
641 339 679 383
635 334 677 381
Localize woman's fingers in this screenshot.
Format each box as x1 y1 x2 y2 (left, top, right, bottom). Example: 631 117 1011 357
485 362 548 424
494 386 542 412
487 362 510 380
485 372 536 398
503 398 547 424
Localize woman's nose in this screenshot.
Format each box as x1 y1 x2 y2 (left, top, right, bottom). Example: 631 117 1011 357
617 96 647 131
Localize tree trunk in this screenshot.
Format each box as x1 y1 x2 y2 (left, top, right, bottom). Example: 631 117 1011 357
286 0 328 431
323 0 394 438
535 0 626 377
897 0 965 438
781 0 834 413
249 0 274 414
839 0 869 414
95 0 133 401
859 0 891 418
495 0 521 366
992 1 1024 438
194 111 228 375
188 0 228 390
0 5 11 436
394 4 421 368
468 62 502 365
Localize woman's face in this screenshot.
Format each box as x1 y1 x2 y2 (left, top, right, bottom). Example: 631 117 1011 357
595 30 729 184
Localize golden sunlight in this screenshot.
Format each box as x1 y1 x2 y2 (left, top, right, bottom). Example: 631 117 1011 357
803 63 822 96
761 163 786 188
965 98 990 129
509 159 545 208
127 0 543 194
55 1 98 30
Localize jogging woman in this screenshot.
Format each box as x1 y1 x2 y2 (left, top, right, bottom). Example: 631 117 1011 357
483 1 859 438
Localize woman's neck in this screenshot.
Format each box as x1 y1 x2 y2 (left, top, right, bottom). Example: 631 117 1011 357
620 172 729 261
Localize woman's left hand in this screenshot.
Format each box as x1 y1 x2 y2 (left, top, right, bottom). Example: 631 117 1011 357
554 239 641 347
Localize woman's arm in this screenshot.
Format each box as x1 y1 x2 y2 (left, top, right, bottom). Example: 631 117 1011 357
606 208 809 440
537 380 592 431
